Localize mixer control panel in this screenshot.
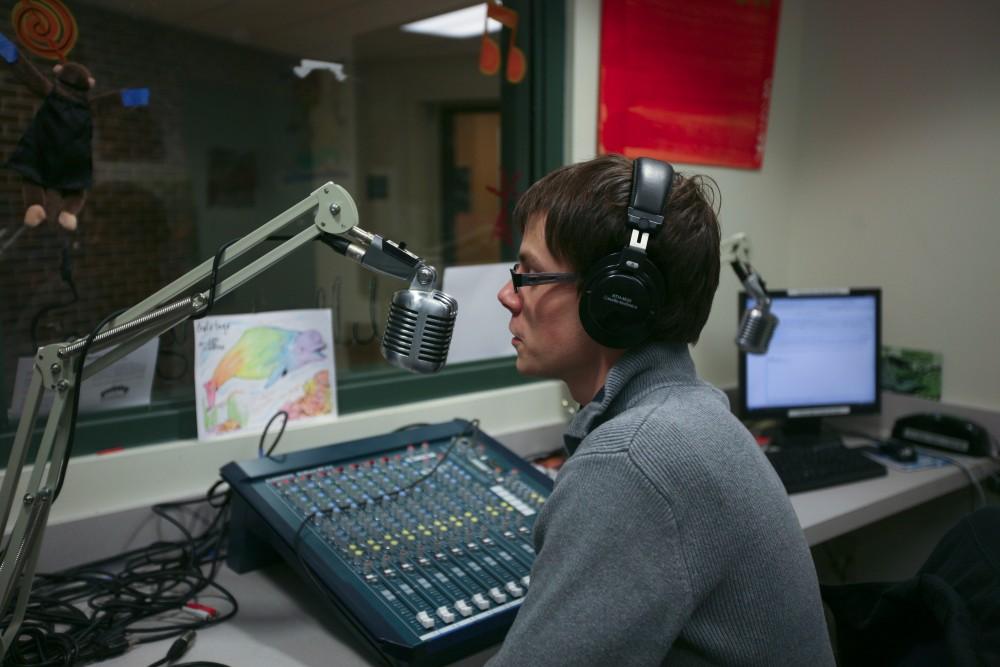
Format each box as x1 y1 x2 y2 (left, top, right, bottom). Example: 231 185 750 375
223 420 553 666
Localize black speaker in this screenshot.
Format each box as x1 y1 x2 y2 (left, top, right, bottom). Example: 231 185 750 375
579 158 674 348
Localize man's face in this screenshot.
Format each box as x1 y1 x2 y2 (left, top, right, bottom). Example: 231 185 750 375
498 216 602 382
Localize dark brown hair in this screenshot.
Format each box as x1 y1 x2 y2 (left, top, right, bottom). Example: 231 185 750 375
512 153 721 344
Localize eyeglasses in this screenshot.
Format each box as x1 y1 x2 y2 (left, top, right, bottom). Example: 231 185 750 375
509 263 579 293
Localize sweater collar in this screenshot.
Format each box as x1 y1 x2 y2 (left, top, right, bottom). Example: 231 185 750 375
563 343 696 455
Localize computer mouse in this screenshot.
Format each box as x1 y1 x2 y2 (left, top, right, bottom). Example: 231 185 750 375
878 438 918 463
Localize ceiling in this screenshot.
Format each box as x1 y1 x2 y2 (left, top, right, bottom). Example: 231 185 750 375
75 0 482 62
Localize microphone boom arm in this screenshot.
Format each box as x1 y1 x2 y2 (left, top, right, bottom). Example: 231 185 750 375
721 232 771 306
0 180 433 658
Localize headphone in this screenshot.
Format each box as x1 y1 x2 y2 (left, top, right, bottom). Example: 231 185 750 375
579 157 674 349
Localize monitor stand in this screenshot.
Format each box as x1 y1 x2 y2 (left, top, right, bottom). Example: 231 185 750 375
771 417 843 449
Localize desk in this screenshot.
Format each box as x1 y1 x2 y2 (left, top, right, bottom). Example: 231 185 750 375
37 395 1000 667
89 451 997 667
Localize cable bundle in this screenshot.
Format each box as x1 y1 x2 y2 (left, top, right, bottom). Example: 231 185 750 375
1 490 236 667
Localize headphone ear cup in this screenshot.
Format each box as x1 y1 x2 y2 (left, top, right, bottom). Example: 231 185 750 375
579 252 666 348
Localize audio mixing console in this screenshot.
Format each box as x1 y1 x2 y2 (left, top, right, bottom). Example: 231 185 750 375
221 419 553 666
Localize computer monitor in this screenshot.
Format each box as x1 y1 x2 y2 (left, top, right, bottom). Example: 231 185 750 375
738 288 881 446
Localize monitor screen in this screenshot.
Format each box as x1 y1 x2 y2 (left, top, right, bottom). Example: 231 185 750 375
738 288 881 419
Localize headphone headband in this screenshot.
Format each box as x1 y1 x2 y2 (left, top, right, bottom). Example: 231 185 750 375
626 158 674 235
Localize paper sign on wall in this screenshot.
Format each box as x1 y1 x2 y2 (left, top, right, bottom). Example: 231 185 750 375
442 263 516 365
7 339 160 422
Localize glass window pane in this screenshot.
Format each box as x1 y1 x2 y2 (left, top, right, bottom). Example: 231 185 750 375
1 1 551 455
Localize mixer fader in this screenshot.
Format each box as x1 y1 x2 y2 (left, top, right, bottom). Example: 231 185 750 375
222 419 553 666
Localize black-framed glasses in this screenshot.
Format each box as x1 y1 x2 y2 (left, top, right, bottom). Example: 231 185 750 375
509 263 579 293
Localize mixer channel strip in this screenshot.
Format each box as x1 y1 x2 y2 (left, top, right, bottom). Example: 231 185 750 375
221 420 554 666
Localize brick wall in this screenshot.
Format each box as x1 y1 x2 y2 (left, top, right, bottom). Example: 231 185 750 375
0 2 307 420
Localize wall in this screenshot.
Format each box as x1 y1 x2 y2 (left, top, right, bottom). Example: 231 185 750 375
567 0 1000 411
784 1 1000 411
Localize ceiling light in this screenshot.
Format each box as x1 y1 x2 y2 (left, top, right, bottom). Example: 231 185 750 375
401 3 501 39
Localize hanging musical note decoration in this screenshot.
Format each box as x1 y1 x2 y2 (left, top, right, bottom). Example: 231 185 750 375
479 0 526 84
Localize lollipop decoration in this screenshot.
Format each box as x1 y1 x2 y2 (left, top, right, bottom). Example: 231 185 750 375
11 0 78 61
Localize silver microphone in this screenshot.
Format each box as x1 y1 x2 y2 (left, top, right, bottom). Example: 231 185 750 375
737 305 778 354
319 227 458 372
381 287 458 373
732 260 778 354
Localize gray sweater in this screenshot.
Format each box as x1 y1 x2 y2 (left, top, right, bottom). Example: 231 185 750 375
487 343 835 666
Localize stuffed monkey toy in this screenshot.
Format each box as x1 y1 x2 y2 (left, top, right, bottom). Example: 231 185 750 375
1 31 148 231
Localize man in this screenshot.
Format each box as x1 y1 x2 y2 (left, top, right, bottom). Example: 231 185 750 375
489 154 834 666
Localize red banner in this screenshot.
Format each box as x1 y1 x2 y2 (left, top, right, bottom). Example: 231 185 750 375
598 0 781 169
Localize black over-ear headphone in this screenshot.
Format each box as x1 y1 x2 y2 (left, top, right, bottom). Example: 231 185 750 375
579 157 674 349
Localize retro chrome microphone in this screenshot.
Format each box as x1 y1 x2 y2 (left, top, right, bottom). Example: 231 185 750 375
732 260 778 354
382 266 457 374
322 229 457 373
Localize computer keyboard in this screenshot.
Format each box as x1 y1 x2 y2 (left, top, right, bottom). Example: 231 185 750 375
765 444 888 494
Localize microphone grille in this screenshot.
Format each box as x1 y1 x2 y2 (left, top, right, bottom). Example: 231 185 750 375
381 289 457 374
737 307 778 355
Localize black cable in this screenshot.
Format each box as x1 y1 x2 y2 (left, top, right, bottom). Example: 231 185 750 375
4 468 241 666
258 411 289 459
147 629 195 667
190 239 239 321
52 307 125 502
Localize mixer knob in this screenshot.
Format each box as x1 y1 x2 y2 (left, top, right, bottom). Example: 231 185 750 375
521 575 530 587
454 599 474 617
488 587 507 604
471 593 490 610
